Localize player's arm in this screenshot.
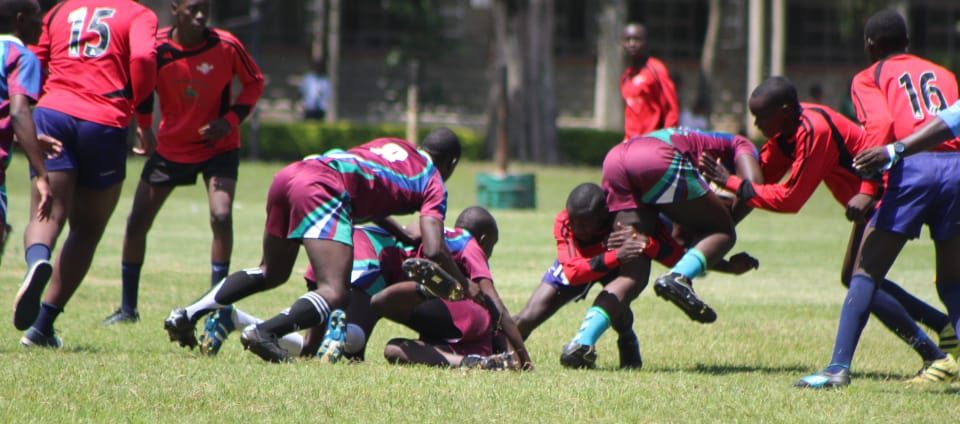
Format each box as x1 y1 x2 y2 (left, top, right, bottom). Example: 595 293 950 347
128 10 158 108
475 278 532 369
203 36 266 141
419 215 476 298
132 93 156 156
851 74 896 148
10 94 52 220
374 216 420 247
729 138 763 222
854 101 960 175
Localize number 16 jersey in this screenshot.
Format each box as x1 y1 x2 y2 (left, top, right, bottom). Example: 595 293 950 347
32 0 157 128
851 53 960 151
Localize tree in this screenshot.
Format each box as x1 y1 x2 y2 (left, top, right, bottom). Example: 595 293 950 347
487 0 560 169
593 0 625 131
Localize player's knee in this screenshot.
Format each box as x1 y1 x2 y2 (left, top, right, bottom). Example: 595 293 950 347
125 211 153 234
209 211 232 231
383 339 409 364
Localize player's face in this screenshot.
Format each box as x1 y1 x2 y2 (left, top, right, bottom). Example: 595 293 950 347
570 213 611 245
16 6 43 45
479 232 498 259
622 25 647 58
749 97 784 139
174 0 210 31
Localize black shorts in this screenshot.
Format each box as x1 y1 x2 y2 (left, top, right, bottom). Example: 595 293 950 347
141 150 239 187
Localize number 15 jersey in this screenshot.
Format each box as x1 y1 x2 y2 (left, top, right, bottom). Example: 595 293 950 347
32 0 157 128
851 53 960 151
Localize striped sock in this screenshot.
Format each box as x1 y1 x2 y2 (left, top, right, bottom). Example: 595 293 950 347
258 292 331 337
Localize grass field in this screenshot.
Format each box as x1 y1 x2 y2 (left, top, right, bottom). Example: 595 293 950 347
0 157 955 422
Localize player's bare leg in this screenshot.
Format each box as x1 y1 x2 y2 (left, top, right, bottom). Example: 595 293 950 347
371 281 425 324
514 283 582 340
206 175 235 284
384 338 461 367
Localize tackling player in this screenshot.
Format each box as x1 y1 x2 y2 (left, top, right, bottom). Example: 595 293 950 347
163 129 467 364
103 0 265 325
15 0 157 348
621 23 679 139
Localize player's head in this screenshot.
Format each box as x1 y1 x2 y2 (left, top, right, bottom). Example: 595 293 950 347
455 206 499 259
864 9 908 61
622 23 648 60
171 0 210 31
566 183 611 245
421 127 461 181
0 0 42 44
749 76 800 139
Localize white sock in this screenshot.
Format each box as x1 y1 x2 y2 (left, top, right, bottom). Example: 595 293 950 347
233 307 261 328
185 280 227 320
279 333 304 356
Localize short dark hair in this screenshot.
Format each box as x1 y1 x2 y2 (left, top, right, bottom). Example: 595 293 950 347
0 0 39 25
864 9 908 53
566 183 606 218
750 76 799 110
455 206 498 242
420 127 461 163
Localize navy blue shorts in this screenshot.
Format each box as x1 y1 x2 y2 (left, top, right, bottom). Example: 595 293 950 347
872 152 960 240
540 259 618 301
33 107 128 189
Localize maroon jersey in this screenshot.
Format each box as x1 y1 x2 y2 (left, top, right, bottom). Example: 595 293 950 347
137 27 264 164
315 138 448 223
851 53 960 152
32 0 157 128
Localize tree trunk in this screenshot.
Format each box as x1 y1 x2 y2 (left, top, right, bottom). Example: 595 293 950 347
593 0 625 130
325 0 341 123
696 0 722 123
311 0 326 64
405 60 420 144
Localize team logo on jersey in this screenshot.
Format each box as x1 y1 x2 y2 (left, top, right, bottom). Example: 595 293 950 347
196 62 214 75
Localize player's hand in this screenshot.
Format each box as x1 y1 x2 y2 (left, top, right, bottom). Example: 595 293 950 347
724 252 759 275
616 232 648 263
36 134 63 159
199 118 232 141
845 193 875 223
33 174 53 221
853 146 891 177
606 222 635 249
132 126 157 156
698 152 730 185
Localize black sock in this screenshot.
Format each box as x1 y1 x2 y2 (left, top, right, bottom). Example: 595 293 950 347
211 261 230 287
120 262 142 313
258 292 330 337
213 268 267 305
33 302 62 335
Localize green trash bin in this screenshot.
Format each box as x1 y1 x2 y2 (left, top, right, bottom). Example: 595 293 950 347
475 172 536 209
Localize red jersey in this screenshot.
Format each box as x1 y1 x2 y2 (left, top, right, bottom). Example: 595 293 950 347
137 27 264 164
553 209 682 286
851 53 960 151
621 57 679 138
32 0 157 128
724 104 870 213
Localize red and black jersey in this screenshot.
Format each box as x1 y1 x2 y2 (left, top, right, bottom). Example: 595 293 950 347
851 53 960 151
137 27 264 164
32 0 157 128
724 104 870 213
621 57 679 139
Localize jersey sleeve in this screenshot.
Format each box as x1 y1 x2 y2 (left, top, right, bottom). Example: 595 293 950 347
732 135 759 160
419 171 448 221
851 72 896 148
553 213 620 286
8 50 41 102
459 239 493 282
726 126 836 213
757 141 790 184
223 35 265 127
940 100 960 137
128 9 159 108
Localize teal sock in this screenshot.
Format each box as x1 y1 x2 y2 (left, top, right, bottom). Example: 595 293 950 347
573 306 611 346
670 248 707 279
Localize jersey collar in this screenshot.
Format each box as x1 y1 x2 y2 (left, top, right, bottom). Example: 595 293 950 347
0 35 25 47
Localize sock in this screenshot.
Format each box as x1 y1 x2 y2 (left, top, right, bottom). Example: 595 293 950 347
936 280 960 347
233 307 261 328
120 262 142 313
211 261 230 287
33 302 62 335
881 279 950 331
257 292 331 337
828 274 877 369
572 306 611 346
278 333 304 356
870 289 944 361
24 243 51 267
613 308 638 346
669 248 707 279
185 268 267 321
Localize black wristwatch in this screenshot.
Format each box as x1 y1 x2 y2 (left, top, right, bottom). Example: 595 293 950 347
893 141 906 156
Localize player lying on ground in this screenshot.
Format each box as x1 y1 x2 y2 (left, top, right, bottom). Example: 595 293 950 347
163 129 469 364
104 0 265 325
559 127 741 368
515 182 759 369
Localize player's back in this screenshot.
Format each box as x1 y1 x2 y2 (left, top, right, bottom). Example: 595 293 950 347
321 138 447 222
641 127 757 171
853 53 960 150
34 0 157 128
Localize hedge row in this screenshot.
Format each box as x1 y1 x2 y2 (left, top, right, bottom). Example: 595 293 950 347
239 121 623 165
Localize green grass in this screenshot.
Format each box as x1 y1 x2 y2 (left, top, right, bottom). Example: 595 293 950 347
0 158 956 422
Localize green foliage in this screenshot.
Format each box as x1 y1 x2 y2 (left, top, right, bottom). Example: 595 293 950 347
239 121 484 161
382 0 451 66
557 127 622 165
